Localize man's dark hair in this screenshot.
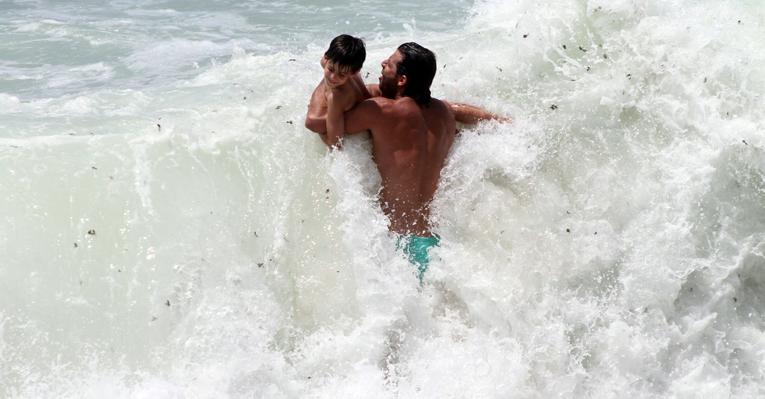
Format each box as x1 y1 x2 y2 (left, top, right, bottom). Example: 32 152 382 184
324 34 366 73
396 42 437 106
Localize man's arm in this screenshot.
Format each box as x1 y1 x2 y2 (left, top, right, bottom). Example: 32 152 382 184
325 89 355 149
445 101 511 124
343 97 386 135
361 82 508 125
305 81 328 134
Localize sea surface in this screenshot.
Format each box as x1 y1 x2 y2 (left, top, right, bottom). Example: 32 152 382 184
1 0 764 397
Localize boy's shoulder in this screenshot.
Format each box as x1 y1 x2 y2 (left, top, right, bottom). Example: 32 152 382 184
329 76 367 106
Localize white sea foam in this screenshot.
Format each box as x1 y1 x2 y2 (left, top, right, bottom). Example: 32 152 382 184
1 0 764 397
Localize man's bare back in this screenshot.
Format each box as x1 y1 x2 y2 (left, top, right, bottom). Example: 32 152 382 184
344 86 456 236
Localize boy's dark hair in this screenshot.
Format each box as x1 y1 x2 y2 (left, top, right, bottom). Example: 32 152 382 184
324 34 366 73
396 42 437 106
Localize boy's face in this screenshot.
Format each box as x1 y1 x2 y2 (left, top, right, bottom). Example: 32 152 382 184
322 56 353 88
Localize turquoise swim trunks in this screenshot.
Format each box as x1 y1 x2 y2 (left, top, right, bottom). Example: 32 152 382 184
397 235 440 283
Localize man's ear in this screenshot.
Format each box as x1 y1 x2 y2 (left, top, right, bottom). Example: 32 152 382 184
397 74 407 87
320 56 327 68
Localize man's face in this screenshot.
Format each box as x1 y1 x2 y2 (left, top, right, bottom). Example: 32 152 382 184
322 57 352 88
379 50 404 99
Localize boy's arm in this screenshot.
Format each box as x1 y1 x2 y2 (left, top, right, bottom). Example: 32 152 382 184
305 81 328 134
445 101 512 124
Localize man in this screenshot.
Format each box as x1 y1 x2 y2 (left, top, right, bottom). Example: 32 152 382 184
306 42 509 281
340 42 467 281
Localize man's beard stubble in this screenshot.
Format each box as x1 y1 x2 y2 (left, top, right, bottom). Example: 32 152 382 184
379 75 398 99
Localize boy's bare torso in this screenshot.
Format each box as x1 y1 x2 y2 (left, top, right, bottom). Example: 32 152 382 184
308 74 369 123
306 74 371 146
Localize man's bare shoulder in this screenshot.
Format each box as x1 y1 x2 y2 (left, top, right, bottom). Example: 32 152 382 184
428 98 452 114
362 95 397 109
389 96 422 115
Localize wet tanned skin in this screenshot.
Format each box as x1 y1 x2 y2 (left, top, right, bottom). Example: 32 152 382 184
343 50 456 236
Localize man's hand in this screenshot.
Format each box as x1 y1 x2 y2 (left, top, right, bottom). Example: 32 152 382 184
447 101 511 124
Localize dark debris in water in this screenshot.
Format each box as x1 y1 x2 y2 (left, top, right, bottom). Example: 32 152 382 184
562 44 567 49
286 120 293 125
276 105 282 110
87 229 96 235
742 140 748 145
566 228 571 233
550 104 558 110
522 34 529 38
257 263 264 268
165 299 171 307
578 46 587 52
74 242 78 248
586 66 591 72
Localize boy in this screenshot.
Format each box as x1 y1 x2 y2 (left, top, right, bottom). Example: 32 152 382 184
305 34 371 149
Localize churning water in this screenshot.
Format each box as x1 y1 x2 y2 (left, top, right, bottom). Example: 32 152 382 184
1 0 764 397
